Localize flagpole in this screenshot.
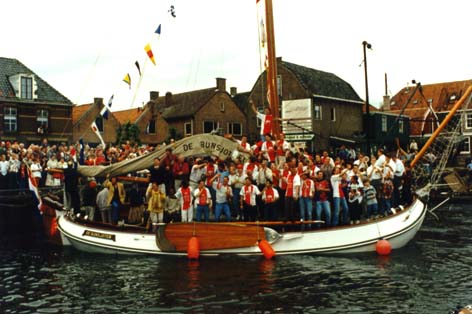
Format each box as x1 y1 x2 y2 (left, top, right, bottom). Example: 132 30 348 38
130 57 149 108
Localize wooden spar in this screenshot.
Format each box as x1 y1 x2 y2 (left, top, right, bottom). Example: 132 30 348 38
411 84 472 168
264 0 281 137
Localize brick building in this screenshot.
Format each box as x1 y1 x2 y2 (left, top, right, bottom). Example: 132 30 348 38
109 78 245 145
237 58 364 150
0 57 73 144
72 97 121 145
386 79 472 162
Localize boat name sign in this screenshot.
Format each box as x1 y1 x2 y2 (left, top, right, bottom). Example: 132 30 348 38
83 230 116 241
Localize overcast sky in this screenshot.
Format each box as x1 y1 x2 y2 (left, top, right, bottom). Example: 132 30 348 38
2 0 472 111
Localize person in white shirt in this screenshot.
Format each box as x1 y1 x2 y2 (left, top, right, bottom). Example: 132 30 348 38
229 165 246 220
175 179 193 222
392 155 405 206
261 180 279 221
282 166 301 222
240 177 261 221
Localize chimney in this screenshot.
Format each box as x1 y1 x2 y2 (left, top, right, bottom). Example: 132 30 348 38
382 96 391 111
165 92 172 106
94 97 103 107
230 87 237 97
150 91 159 101
382 73 390 110
216 78 226 92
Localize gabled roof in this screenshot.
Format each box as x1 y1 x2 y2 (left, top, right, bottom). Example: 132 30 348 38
154 88 217 120
388 80 472 135
0 57 72 105
232 91 251 112
282 60 363 103
113 107 144 124
72 103 94 125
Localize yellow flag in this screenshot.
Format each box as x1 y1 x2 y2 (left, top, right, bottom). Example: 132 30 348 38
144 43 156 65
123 73 131 89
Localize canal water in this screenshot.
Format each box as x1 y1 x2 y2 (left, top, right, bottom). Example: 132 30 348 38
1 203 471 314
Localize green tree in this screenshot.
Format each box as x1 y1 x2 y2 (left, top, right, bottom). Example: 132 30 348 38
165 126 183 143
116 121 141 145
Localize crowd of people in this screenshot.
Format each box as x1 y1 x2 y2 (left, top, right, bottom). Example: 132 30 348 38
0 106 421 229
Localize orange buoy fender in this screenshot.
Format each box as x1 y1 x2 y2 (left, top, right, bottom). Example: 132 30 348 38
376 239 392 256
187 236 200 259
258 239 276 259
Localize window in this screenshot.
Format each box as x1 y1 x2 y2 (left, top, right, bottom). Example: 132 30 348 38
147 119 156 134
4 107 17 132
184 121 193 136
398 119 404 134
21 77 33 99
220 102 225 112
330 108 336 122
461 137 471 154
314 104 321 120
95 116 104 132
228 122 242 136
37 109 49 129
203 120 218 133
381 116 387 132
466 113 472 129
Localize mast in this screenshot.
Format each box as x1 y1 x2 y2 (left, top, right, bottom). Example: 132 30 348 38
264 0 281 136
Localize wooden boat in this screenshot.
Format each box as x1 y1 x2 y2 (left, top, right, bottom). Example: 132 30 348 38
57 198 426 256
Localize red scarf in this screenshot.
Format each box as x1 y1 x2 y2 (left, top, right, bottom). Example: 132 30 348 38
198 188 208 205
302 179 312 197
265 187 275 203
286 174 295 197
205 164 215 186
181 187 191 210
265 141 275 162
263 114 273 134
244 185 253 205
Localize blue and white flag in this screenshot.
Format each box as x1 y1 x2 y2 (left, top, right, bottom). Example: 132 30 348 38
100 94 114 119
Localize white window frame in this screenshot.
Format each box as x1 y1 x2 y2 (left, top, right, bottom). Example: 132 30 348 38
460 137 471 154
21 76 33 99
37 109 49 128
398 119 404 134
203 120 218 133
314 104 322 120
465 113 472 129
227 122 242 136
147 119 156 134
381 115 387 132
4 107 17 132
184 121 193 136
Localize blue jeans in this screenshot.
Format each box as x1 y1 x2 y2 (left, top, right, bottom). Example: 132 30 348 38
382 199 392 216
111 200 120 224
232 188 241 217
316 200 331 227
367 203 378 218
215 203 231 222
333 197 349 226
196 204 209 222
299 197 313 221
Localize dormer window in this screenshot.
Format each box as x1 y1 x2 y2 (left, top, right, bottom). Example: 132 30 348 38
21 77 33 99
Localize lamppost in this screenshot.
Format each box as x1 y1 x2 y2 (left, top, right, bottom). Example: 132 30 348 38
362 41 372 155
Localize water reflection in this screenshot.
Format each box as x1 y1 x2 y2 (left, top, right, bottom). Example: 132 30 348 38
1 204 472 313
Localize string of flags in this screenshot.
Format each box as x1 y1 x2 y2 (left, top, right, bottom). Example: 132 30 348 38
89 5 176 146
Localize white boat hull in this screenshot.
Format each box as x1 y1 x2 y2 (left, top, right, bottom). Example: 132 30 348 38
57 198 426 256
